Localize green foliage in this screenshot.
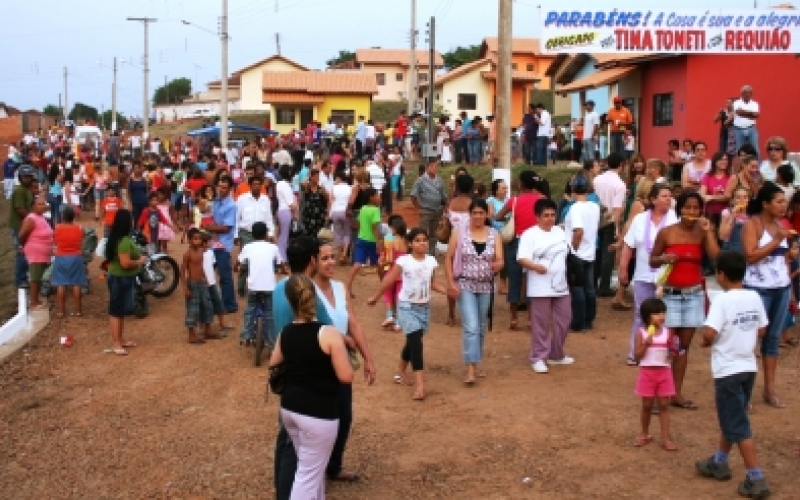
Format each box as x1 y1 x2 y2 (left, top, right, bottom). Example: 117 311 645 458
99 109 128 130
68 103 98 122
441 45 481 71
42 104 62 117
153 77 192 105
325 50 356 68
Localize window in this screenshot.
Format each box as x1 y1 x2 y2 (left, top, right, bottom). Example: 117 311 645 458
435 93 439 101
653 93 673 127
511 63 518 70
457 93 477 110
376 73 386 85
396 73 403 82
526 63 534 71
417 73 428 83
329 109 355 126
276 109 295 125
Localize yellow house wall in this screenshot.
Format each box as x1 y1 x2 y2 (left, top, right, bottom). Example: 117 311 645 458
435 61 493 118
241 58 305 111
268 104 309 134
317 95 372 127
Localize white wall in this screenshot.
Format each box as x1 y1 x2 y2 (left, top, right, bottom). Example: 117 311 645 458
436 61 493 118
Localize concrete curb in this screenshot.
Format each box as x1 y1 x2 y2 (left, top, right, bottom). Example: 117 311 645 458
0 289 51 362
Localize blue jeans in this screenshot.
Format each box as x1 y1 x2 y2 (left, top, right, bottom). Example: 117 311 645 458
525 138 537 164
569 258 596 330
534 136 548 165
213 248 238 313
582 139 595 161
241 291 273 343
46 194 62 225
734 127 759 159
610 131 624 155
468 139 482 163
458 288 492 363
505 238 524 305
747 285 790 357
11 228 29 287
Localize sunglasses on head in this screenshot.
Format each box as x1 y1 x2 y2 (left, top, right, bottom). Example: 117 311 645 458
767 146 782 151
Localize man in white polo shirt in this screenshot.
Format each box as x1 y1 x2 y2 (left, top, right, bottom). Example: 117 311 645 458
592 152 626 297
732 85 760 159
582 100 600 162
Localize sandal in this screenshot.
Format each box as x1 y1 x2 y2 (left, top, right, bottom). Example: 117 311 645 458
393 374 411 386
122 341 137 348
633 435 653 447
660 440 678 452
671 399 699 410
626 358 638 366
763 394 786 409
445 317 456 327
509 320 519 331
330 470 360 482
611 301 632 311
188 338 206 345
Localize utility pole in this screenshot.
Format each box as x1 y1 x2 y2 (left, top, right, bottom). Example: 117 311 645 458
63 67 68 123
407 0 417 114
496 0 512 169
112 57 118 131
220 0 229 147
127 17 157 138
425 16 435 159
276 33 281 55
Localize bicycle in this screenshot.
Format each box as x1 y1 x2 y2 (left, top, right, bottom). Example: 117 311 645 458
250 291 273 367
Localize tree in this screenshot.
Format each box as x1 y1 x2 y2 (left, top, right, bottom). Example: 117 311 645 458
442 45 481 71
99 109 128 130
152 77 192 105
43 104 62 117
68 102 98 122
325 50 356 68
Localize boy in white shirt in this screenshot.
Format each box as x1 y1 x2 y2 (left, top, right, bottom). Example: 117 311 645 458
234 221 281 346
696 251 769 499
202 233 233 334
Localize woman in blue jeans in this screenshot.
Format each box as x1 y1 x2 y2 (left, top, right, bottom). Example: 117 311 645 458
445 199 504 384
742 182 791 408
46 165 64 225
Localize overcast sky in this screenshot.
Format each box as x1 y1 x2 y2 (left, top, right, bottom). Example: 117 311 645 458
1 0 763 117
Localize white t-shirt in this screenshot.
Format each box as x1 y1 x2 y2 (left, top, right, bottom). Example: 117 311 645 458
203 249 217 286
276 180 294 210
564 200 600 261
704 289 767 378
238 241 280 292
583 111 600 138
331 183 352 212
272 149 293 166
517 225 570 298
623 210 678 283
389 154 402 177
396 254 438 304
732 98 759 128
367 163 386 191
366 125 376 139
537 110 552 137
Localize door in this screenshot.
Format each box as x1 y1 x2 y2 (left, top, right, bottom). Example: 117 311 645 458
299 109 313 130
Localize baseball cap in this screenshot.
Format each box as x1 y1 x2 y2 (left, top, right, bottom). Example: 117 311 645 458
571 175 589 191
584 100 595 107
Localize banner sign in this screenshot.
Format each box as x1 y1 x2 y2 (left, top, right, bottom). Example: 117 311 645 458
541 9 800 53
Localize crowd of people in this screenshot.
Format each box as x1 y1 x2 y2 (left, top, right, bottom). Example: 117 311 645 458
4 88 798 498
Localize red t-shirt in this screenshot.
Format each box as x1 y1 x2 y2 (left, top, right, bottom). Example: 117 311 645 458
503 193 542 237
701 173 730 215
184 178 207 197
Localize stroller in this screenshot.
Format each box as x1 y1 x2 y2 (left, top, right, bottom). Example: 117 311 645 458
41 228 98 297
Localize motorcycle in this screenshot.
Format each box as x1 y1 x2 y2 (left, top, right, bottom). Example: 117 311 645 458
100 230 180 318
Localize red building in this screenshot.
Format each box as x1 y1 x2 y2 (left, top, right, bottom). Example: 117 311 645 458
636 54 800 158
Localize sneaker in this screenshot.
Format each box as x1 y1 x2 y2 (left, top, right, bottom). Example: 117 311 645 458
547 356 575 365
531 360 549 373
737 477 770 499
695 457 732 481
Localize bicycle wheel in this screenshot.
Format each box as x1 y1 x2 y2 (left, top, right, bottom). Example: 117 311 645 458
254 314 264 367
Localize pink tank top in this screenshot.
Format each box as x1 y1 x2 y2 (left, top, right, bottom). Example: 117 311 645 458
638 326 671 367
23 213 53 264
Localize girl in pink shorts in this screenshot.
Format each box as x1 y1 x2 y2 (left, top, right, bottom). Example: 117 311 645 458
633 297 678 452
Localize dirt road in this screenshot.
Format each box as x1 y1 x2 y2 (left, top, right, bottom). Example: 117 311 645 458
1 202 799 499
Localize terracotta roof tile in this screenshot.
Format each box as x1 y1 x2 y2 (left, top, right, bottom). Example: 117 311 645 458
262 71 378 94
234 54 309 75
419 58 493 88
482 37 541 55
556 66 638 94
355 49 443 67
263 92 324 104
480 71 541 82
208 75 242 87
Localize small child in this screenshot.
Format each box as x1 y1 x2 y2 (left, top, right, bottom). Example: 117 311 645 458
234 221 281 346
346 187 382 298
440 138 453 164
138 192 178 255
624 131 635 160
696 251 769 498
156 188 179 254
633 297 677 451
380 215 407 330
368 228 447 401
548 137 558 165
182 228 219 344
201 232 234 334
100 185 122 238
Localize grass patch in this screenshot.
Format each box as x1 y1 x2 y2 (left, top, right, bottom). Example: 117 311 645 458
403 162 578 200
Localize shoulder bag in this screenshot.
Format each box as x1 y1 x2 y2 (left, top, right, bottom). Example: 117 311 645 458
268 363 287 395
500 197 517 243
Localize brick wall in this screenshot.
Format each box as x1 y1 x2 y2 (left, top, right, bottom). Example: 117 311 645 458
0 115 22 159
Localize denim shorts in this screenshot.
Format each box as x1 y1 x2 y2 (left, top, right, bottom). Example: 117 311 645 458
353 239 378 265
397 301 430 335
663 287 705 328
107 274 135 317
715 372 756 444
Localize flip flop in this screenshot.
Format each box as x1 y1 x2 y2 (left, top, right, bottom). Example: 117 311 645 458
671 399 699 410
633 435 653 447
188 338 206 345
509 320 519 331
103 348 128 356
611 301 632 311
330 470 360 482
660 440 678 452
122 341 137 348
